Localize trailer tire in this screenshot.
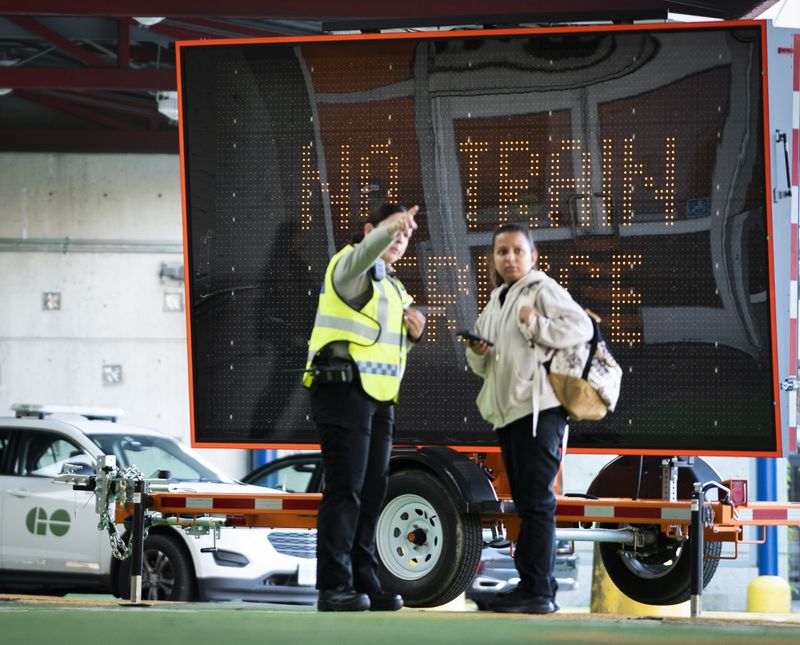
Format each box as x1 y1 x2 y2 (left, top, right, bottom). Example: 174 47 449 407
118 533 195 601
599 525 721 605
376 468 482 607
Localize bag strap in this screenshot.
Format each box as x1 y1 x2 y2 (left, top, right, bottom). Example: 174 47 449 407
580 311 602 381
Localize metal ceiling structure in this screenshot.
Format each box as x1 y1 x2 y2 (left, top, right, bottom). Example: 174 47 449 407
0 1 779 153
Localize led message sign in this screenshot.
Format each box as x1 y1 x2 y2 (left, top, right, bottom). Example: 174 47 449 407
179 24 774 453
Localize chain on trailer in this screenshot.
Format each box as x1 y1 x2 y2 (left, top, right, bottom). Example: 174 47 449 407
54 454 228 562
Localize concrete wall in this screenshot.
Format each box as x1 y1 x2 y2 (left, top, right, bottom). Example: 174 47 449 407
0 153 248 477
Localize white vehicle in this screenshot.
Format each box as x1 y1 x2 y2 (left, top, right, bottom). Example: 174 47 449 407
0 404 317 603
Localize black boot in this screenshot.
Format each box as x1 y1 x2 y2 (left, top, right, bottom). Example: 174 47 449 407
317 586 370 612
365 589 403 611
487 587 555 614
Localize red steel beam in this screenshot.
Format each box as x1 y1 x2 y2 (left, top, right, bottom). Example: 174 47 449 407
177 18 283 37
0 1 769 21
0 1 672 18
0 129 178 153
55 91 166 130
8 16 112 68
117 19 130 68
0 68 176 90
16 90 140 130
73 90 162 114
129 42 177 69
137 20 221 41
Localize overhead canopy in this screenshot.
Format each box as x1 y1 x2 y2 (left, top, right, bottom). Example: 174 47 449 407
0 2 778 20
0 1 780 152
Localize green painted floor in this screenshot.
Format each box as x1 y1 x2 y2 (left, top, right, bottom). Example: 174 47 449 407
1 597 799 645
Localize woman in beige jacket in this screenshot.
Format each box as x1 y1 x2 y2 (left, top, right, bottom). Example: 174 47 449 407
465 223 592 614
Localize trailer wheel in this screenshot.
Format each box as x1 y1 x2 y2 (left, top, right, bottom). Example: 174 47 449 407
118 533 195 601
376 468 482 607
588 455 723 605
599 525 721 605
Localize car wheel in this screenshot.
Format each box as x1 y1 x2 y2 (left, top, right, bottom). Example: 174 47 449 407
376 469 482 607
118 533 195 601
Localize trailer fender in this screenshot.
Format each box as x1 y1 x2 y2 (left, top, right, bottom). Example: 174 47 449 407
586 455 721 500
390 446 497 510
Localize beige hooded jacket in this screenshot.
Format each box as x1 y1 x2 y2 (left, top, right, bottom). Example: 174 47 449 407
466 270 593 433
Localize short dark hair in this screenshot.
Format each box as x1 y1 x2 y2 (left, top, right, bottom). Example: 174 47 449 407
352 203 408 243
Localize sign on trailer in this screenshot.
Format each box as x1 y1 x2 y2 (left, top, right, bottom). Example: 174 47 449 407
176 22 786 455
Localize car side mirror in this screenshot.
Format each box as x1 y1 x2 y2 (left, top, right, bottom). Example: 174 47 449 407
61 462 95 476
61 453 96 477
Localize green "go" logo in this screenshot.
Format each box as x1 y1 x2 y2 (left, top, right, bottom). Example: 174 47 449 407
26 507 71 537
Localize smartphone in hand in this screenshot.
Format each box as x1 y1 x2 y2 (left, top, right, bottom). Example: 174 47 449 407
456 330 494 346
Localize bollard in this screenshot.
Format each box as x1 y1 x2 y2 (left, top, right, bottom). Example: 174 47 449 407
747 576 791 613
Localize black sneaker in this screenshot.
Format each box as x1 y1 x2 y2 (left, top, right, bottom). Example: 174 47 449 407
488 588 556 614
366 589 403 611
317 587 370 612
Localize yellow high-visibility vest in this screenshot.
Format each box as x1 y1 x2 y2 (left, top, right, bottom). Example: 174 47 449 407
304 245 411 402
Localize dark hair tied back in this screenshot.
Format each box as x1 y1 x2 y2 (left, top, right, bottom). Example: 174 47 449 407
491 222 536 253
489 222 537 288
352 203 408 244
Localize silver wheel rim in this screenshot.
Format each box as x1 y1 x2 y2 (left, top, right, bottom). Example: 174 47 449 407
142 549 176 599
618 542 683 580
376 493 444 581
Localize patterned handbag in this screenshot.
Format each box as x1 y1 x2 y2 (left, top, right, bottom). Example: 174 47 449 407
548 310 622 421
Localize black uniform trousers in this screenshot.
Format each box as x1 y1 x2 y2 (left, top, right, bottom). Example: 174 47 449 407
310 377 394 593
496 408 567 600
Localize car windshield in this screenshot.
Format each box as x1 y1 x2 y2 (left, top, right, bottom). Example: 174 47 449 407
88 433 233 483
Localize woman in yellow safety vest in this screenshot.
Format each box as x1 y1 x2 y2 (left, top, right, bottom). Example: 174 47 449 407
304 203 426 612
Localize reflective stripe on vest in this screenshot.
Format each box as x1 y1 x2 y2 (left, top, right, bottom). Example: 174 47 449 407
355 361 399 376
304 245 410 401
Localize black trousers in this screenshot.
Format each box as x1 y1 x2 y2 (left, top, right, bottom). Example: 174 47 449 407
496 408 567 600
310 379 394 593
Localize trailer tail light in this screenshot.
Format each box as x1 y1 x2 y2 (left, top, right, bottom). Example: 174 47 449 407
722 479 748 506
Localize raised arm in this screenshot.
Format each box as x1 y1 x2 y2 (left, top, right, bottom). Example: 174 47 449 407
332 227 394 304
333 207 418 306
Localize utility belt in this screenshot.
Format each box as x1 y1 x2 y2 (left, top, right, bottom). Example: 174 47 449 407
311 356 354 384
306 344 355 384
291 347 354 384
